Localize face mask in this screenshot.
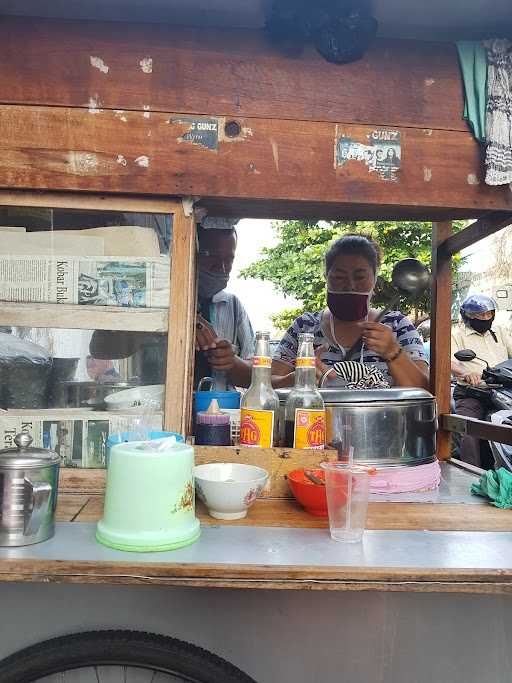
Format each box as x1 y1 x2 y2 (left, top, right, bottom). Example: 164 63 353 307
467 314 494 334
198 270 229 299
327 290 371 322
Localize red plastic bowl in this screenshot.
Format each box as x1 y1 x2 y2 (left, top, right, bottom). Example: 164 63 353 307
287 468 328 517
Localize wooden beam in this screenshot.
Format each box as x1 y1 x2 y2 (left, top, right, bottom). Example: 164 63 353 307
431 221 453 460
164 203 196 435
438 211 512 258
2 105 512 214
442 414 512 447
0 302 167 332
58 446 339 497
0 16 466 132
198 198 493 222
0 189 180 214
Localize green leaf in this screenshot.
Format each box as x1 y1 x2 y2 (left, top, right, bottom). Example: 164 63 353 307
239 220 468 324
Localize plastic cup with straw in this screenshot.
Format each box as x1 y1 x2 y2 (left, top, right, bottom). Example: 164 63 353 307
321 423 372 542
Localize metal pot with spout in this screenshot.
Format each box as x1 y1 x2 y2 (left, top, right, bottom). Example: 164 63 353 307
0 432 60 546
276 388 437 466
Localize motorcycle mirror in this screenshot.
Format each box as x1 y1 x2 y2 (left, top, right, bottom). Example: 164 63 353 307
454 349 477 362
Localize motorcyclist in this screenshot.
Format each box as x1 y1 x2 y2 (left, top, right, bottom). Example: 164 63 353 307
451 294 512 468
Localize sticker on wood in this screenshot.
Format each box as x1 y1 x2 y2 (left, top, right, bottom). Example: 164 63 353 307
171 116 219 151
336 128 401 181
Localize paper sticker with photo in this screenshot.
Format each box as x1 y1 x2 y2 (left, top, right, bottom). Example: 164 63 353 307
336 129 401 181
370 130 401 181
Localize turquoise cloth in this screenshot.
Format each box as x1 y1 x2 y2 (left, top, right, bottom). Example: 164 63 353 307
456 41 488 142
471 468 512 509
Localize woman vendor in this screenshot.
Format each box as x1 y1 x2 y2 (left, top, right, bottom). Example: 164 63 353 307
271 233 429 389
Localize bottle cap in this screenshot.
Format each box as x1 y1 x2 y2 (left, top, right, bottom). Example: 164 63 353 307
196 399 231 425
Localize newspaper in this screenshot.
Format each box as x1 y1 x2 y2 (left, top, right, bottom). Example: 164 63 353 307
0 410 163 468
0 256 170 308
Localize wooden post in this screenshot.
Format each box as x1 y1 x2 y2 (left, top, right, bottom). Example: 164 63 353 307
164 203 197 435
431 221 453 459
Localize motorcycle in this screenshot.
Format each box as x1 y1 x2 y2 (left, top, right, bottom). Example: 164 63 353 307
453 349 512 469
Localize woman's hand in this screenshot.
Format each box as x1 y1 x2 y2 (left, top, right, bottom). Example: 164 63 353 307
315 345 336 385
359 321 399 360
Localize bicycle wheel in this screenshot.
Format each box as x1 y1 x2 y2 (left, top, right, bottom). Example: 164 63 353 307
0 630 257 683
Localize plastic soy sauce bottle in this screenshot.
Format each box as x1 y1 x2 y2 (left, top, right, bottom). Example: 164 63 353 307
195 399 232 446
240 331 279 448
284 333 326 449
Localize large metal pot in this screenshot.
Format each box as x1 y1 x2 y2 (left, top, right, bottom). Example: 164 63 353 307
0 432 60 546
276 388 437 467
51 380 140 409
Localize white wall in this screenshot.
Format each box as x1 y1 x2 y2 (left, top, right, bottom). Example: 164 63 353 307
1 583 511 683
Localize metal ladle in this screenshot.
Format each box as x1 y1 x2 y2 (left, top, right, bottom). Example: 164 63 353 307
345 258 431 360
379 258 431 323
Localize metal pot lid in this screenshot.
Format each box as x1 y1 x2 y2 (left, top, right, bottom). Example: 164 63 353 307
0 432 60 469
276 387 434 403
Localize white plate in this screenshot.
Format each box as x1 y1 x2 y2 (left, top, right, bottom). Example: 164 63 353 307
104 384 164 410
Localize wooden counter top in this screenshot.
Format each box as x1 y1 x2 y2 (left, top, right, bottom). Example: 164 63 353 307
57 493 512 532
2 462 512 595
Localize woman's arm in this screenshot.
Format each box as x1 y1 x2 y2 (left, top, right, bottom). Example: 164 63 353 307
271 359 295 388
386 352 429 389
359 321 429 389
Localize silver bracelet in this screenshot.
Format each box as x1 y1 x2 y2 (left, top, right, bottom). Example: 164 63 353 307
319 368 335 388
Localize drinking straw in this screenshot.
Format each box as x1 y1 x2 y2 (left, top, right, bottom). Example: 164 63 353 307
345 439 354 535
136 396 159 442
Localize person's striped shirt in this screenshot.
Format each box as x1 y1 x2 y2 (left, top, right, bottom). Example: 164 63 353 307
273 310 427 385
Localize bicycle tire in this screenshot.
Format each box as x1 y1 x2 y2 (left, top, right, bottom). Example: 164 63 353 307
0 629 257 683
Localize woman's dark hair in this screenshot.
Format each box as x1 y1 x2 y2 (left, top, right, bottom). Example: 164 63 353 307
325 233 382 274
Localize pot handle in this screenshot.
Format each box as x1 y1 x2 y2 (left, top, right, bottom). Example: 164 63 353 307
197 376 214 392
24 479 52 537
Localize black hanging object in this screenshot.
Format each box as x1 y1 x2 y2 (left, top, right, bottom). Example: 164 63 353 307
265 0 378 64
314 12 378 64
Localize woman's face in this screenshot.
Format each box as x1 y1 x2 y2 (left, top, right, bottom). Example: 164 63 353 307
326 253 376 293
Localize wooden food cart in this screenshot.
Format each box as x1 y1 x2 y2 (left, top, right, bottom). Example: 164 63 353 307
1 2 512 681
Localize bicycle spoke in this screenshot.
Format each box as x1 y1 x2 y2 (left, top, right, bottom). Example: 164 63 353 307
2 630 254 683
64 669 100 682
36 668 197 683
126 667 156 682
91 666 126 682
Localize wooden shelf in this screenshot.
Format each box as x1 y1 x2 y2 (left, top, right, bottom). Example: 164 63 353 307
0 302 168 332
57 494 512 533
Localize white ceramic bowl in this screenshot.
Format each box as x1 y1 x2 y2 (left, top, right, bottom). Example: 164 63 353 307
194 463 269 520
104 384 164 411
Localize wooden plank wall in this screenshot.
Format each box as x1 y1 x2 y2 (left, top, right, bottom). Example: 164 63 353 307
0 17 467 129
0 16 511 218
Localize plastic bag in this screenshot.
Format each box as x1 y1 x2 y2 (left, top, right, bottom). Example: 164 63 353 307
0 331 51 366
0 331 52 409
